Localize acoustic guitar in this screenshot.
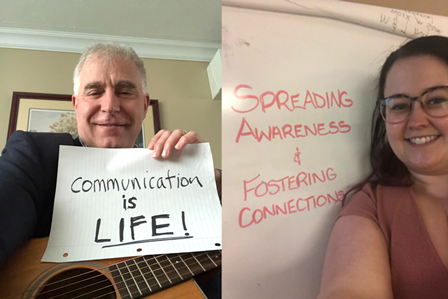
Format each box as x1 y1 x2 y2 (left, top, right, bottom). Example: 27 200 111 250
0 238 221 299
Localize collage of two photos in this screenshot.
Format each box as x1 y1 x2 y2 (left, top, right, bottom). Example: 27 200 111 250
1 0 448 298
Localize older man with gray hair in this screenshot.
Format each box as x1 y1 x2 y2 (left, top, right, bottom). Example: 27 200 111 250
0 42 221 297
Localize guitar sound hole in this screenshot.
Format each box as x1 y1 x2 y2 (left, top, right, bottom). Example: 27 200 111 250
36 268 116 299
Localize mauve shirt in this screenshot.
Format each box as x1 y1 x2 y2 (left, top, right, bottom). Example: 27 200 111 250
338 183 448 299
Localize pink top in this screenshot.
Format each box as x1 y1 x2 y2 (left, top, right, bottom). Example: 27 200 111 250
338 182 448 299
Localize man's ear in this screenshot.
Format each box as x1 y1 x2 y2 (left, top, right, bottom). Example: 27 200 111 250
143 93 150 119
72 94 78 110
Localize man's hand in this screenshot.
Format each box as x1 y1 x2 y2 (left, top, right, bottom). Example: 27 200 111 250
148 129 204 158
148 129 221 200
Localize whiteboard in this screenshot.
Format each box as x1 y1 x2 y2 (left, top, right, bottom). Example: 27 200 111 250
222 1 448 298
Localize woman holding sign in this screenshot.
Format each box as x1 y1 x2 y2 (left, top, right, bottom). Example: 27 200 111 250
319 36 448 299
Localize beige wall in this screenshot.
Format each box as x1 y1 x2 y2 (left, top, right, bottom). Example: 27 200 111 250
0 48 221 168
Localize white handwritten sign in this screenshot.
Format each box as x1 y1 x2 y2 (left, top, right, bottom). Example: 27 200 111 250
42 144 221 262
222 1 448 298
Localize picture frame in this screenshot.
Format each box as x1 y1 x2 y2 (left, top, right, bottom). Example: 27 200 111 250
7 92 161 148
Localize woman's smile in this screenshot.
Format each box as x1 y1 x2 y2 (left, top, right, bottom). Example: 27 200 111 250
407 135 440 145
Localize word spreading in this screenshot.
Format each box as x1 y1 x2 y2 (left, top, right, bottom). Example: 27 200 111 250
231 84 353 113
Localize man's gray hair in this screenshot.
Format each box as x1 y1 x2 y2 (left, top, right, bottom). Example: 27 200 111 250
73 42 147 94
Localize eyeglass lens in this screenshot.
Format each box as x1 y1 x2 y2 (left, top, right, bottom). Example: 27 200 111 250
381 86 448 123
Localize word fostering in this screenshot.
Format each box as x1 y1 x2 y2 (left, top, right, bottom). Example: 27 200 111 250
244 167 337 201
239 168 343 228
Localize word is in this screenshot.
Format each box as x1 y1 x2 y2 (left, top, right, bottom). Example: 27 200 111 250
122 195 137 210
231 84 353 114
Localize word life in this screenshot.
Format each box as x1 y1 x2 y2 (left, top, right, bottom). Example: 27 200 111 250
94 211 190 247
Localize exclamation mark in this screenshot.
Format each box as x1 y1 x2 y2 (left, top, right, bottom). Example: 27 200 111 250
182 211 189 236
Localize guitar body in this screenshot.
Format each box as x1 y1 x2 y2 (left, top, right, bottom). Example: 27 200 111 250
0 238 206 299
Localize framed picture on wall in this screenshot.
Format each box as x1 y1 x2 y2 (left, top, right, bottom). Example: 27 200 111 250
7 92 161 148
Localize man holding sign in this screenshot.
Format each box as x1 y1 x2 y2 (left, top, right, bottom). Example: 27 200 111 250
0 43 221 296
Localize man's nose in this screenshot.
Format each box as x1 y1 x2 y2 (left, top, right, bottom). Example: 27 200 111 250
101 91 120 113
407 101 428 129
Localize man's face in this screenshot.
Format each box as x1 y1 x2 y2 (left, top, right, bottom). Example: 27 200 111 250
72 53 149 148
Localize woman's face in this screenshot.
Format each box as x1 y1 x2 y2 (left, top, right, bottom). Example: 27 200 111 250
385 55 448 176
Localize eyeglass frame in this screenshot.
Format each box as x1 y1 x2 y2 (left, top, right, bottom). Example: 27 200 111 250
377 85 448 124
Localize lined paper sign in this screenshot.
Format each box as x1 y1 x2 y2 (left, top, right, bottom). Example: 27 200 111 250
42 144 221 262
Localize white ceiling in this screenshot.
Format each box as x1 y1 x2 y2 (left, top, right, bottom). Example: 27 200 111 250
0 0 222 61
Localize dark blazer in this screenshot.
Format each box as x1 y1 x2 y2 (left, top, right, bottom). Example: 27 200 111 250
0 131 80 267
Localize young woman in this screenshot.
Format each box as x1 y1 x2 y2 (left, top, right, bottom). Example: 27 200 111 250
318 36 448 299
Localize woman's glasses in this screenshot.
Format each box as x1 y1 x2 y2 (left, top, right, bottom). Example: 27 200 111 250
378 85 448 123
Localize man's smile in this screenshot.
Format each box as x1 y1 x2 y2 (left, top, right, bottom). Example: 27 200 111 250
96 123 126 126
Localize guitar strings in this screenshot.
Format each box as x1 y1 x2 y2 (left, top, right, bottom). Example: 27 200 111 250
29 253 173 295
13 250 221 299
75 252 219 299
38 251 221 299
43 252 219 299
3 252 209 299
15 251 196 297
28 252 215 299
87 260 207 299
33 251 220 298
89 250 222 299
108 251 222 299
8 252 212 299
79 263 200 299
67 252 222 299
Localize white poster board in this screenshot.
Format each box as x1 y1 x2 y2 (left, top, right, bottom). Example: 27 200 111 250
43 144 221 262
222 1 448 298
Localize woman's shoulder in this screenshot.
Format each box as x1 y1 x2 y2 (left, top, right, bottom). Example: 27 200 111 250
354 181 411 203
339 181 412 221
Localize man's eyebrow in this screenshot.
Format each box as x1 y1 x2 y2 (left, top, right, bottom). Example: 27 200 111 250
84 81 105 90
115 80 137 89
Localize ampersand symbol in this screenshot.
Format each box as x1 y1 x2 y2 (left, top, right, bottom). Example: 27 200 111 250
294 147 301 166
